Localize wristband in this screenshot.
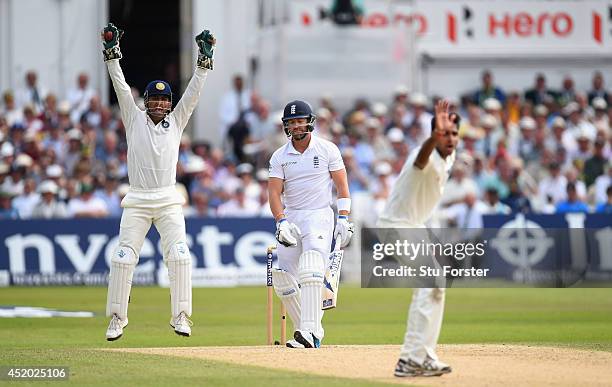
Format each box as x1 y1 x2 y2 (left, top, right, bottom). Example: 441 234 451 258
337 198 351 213
338 215 349 220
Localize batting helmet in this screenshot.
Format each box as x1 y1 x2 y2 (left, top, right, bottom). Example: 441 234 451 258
281 100 316 137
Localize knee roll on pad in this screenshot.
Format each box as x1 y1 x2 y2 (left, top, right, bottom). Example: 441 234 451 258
298 250 325 286
167 241 192 318
272 269 301 328
106 246 138 319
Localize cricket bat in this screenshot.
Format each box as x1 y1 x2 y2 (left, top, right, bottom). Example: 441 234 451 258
322 245 343 310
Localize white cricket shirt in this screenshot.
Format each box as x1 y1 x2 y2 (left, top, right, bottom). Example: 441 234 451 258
378 146 455 226
106 60 208 206
268 134 344 210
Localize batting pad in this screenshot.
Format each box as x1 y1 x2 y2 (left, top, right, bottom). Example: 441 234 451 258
272 269 301 328
298 250 325 338
106 246 138 319
167 242 192 318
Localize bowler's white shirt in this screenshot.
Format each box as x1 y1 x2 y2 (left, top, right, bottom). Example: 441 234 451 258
106 60 208 192
378 146 455 226
269 134 344 210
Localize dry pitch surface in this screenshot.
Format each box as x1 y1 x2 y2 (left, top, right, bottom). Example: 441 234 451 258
110 344 612 386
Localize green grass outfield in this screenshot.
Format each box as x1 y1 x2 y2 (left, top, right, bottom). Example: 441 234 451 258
1 287 611 386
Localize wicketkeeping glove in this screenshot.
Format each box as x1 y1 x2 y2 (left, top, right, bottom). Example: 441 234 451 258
275 219 301 248
195 30 216 70
101 23 124 61
334 216 354 248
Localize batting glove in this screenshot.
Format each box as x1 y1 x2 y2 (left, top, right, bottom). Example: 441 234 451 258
196 30 215 70
275 219 301 247
334 215 354 248
101 23 124 61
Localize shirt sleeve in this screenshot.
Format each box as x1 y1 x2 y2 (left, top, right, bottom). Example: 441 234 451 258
268 151 284 179
328 143 345 171
106 60 139 128
172 67 209 132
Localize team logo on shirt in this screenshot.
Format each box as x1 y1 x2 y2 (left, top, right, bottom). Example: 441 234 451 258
313 155 320 168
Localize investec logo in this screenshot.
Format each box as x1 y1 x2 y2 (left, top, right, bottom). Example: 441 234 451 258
3 226 276 275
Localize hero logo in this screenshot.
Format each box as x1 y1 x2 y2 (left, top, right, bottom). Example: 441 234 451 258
290 105 296 114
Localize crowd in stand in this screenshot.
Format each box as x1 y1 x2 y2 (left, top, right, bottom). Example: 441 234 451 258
0 69 610 222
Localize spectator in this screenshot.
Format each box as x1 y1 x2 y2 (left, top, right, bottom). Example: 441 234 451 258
591 97 609 132
517 117 539 163
565 102 597 142
67 183 108 218
15 70 47 113
219 74 251 139
441 163 479 206
555 182 589 214
255 169 273 217
595 185 612 214
217 187 260 217
2 91 24 127
538 162 567 205
236 163 260 202
94 174 121 217
473 70 506 106
593 163 611 204
588 71 609 105
524 73 557 106
30 180 68 219
364 118 393 161
558 75 576 106
583 139 607 187
481 187 511 214
403 92 432 143
185 191 215 218
0 190 19 219
12 178 39 219
67 72 96 124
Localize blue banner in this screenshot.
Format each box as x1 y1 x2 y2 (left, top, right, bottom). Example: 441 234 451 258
0 218 276 287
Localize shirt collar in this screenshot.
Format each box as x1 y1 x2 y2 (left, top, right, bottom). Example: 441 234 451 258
287 134 317 155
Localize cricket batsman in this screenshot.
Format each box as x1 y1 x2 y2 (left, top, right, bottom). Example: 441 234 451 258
268 100 353 348
102 23 215 341
377 100 459 376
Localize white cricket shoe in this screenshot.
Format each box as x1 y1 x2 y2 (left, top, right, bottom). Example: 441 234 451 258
106 314 128 341
286 339 305 348
170 312 192 337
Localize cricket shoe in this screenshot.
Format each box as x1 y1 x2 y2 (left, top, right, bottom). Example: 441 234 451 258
286 339 306 348
293 329 321 348
393 358 423 377
421 356 452 377
170 312 192 337
106 314 128 341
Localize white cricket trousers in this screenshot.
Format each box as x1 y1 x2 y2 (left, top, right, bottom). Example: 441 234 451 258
277 206 334 339
376 220 446 364
118 204 187 260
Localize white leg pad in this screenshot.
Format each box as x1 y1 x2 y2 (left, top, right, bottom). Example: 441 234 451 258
298 250 325 338
272 268 301 329
106 246 138 320
167 241 192 318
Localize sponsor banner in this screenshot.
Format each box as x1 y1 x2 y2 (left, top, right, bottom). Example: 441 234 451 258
361 214 612 288
0 218 276 287
290 0 612 54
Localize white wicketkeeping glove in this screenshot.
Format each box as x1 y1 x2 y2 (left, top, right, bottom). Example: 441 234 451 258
334 216 354 248
275 219 301 247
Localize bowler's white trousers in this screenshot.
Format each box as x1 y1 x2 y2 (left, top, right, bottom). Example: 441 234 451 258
376 220 446 364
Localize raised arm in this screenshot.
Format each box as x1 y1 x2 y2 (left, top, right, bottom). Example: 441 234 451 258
101 23 139 122
173 30 216 130
413 99 451 170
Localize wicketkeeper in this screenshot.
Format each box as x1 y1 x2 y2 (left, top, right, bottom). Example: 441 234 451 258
268 100 353 348
102 22 215 341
